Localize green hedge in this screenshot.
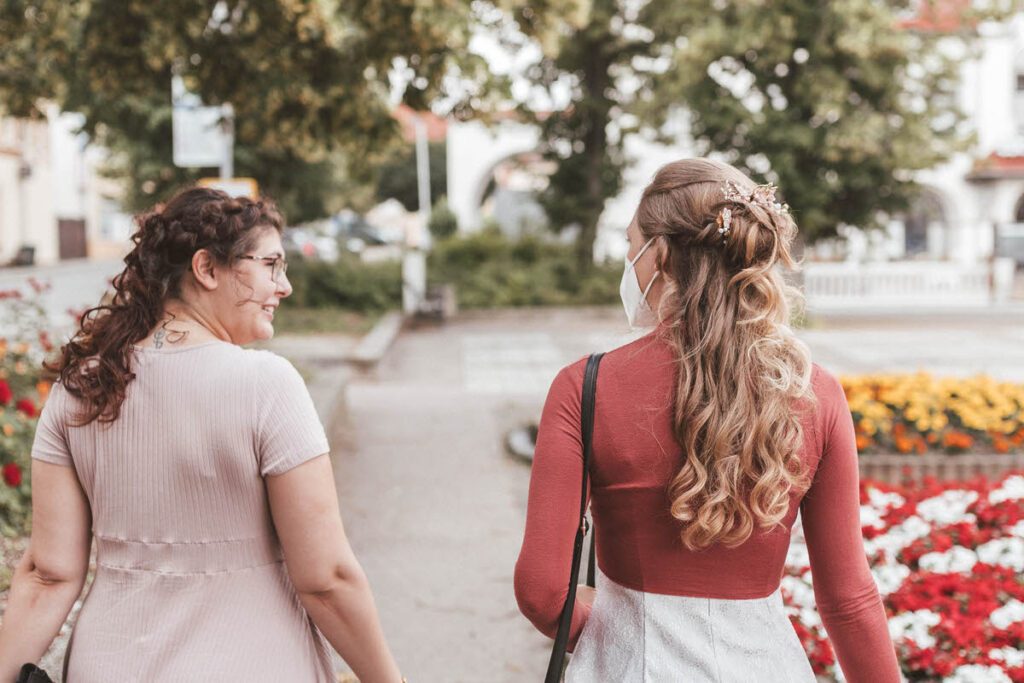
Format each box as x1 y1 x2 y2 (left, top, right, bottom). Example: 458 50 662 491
428 229 621 308
286 230 622 312
286 256 402 313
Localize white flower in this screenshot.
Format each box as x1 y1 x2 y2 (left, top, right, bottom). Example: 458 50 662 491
888 609 940 649
943 664 1012 683
786 539 810 569
989 599 1024 630
918 546 979 574
861 504 887 530
864 515 932 560
866 486 906 511
916 490 978 526
1008 520 1024 540
988 646 1024 668
871 561 912 597
780 574 821 628
989 475 1024 505
976 537 1024 572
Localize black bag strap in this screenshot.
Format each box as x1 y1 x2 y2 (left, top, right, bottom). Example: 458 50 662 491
545 352 603 683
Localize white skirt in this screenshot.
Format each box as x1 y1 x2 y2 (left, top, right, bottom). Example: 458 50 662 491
566 569 816 683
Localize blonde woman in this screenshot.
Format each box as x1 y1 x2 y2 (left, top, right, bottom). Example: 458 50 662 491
515 159 901 682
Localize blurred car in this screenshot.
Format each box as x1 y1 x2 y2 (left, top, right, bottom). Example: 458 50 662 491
282 225 340 263
283 210 391 262
328 210 389 252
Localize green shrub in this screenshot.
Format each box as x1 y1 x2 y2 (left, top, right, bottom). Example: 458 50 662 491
287 255 402 313
428 230 620 308
428 198 459 240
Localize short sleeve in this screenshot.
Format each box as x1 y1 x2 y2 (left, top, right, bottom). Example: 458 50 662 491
254 353 330 477
31 382 74 467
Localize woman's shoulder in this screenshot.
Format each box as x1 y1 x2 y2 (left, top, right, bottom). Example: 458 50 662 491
809 363 845 402
237 347 303 380
549 331 669 393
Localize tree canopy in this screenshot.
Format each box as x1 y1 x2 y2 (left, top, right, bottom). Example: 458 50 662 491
0 0 486 221
494 0 1008 260
646 0 1001 242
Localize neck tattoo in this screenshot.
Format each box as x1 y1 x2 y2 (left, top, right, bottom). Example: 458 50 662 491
153 317 190 348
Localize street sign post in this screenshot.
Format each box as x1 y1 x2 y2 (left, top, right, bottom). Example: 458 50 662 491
171 76 234 179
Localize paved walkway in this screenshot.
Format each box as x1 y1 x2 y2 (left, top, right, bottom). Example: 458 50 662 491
330 306 1024 682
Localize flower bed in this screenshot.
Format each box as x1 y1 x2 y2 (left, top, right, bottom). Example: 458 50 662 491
0 280 58 537
842 373 1024 456
784 473 1024 682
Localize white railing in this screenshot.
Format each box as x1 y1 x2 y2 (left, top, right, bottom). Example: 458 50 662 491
801 258 1017 310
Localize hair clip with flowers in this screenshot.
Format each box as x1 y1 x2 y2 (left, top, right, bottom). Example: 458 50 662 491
722 180 791 217
711 180 791 246
715 207 733 242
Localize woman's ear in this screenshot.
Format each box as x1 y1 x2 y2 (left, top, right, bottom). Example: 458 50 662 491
190 249 219 291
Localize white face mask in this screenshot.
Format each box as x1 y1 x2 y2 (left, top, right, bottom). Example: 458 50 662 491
619 236 660 329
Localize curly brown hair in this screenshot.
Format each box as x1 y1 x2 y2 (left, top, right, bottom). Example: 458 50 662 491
635 158 816 551
47 186 284 425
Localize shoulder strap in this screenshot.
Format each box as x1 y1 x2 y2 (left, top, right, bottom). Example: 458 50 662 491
545 352 604 683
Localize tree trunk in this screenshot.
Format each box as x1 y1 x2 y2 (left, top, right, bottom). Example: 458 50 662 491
574 11 613 273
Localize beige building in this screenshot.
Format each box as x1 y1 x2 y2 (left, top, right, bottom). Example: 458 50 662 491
0 105 130 267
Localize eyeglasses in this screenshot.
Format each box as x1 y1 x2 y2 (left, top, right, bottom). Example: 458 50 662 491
239 254 288 283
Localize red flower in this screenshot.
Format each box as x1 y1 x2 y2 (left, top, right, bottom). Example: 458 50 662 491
0 379 11 406
2 463 21 487
15 398 36 418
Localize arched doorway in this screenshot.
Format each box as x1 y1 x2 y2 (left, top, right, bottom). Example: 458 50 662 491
476 151 554 237
903 188 949 259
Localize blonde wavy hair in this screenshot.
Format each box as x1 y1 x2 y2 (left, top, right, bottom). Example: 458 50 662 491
635 158 817 551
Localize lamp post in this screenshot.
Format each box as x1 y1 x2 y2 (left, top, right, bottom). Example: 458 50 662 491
402 114 431 315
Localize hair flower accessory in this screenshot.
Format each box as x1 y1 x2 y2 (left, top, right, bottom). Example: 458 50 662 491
716 207 733 241
722 180 791 217
711 180 791 246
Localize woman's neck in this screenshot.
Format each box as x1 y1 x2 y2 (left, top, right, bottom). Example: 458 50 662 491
140 302 224 348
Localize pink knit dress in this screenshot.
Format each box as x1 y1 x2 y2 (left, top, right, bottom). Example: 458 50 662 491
31 341 335 681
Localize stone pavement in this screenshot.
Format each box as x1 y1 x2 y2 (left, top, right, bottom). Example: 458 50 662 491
329 306 1024 682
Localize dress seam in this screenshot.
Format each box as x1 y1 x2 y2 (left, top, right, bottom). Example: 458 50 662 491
96 558 284 576
710 598 723 683
641 588 648 683
95 534 269 545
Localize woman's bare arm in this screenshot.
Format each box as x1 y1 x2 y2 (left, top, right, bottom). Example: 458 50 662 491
267 454 402 683
0 460 92 681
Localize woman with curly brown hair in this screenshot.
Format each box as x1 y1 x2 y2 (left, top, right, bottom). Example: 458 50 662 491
0 187 403 682
515 159 901 682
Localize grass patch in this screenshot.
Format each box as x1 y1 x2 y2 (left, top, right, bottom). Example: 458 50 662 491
272 307 381 336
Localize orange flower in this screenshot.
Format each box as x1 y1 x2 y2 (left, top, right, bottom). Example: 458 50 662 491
36 380 51 401
993 436 1010 454
855 434 871 451
895 436 913 454
942 431 973 450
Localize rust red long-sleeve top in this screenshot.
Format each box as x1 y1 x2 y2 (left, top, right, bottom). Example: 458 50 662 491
514 332 901 683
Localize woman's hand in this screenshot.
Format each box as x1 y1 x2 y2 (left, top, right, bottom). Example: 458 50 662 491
576 585 596 607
